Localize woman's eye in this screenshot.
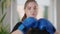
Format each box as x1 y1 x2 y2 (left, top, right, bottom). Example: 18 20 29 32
34 6 37 10
34 7 36 10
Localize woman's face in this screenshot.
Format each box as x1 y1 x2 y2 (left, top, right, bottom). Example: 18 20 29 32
25 2 38 18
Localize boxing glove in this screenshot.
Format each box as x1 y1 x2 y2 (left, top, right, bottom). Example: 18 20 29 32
38 18 56 34
18 17 37 33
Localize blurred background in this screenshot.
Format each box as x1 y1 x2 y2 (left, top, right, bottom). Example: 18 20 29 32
0 0 60 34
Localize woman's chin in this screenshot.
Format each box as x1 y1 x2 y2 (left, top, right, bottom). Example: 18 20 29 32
30 16 36 18
27 15 36 18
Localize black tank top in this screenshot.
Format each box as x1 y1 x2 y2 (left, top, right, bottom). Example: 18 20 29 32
11 22 22 32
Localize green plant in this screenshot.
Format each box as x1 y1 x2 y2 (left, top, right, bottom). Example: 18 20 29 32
0 13 10 34
1 0 11 14
0 0 10 34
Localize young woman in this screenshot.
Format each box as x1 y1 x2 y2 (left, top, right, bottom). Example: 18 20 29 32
11 0 58 34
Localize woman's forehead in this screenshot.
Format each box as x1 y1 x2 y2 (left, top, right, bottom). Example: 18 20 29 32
26 2 37 7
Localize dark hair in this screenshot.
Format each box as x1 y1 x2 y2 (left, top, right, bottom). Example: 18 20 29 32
21 0 38 21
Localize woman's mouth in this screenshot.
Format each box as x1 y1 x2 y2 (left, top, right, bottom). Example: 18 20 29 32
32 13 35 16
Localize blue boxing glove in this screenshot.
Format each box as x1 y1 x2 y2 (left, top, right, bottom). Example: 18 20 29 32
38 18 56 34
18 17 37 34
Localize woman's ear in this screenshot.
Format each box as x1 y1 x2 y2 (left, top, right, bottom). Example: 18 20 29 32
24 9 26 12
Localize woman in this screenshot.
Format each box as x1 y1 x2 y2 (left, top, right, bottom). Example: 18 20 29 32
11 0 57 34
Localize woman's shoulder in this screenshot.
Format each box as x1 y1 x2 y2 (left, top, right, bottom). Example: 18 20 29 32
11 22 22 33
15 22 22 26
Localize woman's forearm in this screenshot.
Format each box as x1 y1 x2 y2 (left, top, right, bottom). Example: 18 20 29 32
54 31 60 34
11 30 23 34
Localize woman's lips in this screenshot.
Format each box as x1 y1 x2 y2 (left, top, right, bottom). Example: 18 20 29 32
32 13 35 16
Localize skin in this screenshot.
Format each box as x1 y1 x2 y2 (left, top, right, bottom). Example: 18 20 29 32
11 30 23 34
11 1 59 34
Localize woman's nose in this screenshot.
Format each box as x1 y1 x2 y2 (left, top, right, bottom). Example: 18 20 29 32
31 8 35 12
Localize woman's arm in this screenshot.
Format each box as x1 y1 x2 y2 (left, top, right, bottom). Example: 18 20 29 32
11 30 23 34
54 31 60 34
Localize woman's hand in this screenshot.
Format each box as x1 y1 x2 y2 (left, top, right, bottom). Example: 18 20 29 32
38 18 56 34
18 17 37 33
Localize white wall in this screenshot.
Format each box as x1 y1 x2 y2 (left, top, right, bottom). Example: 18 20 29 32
57 0 60 31
11 0 19 32
48 0 57 28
